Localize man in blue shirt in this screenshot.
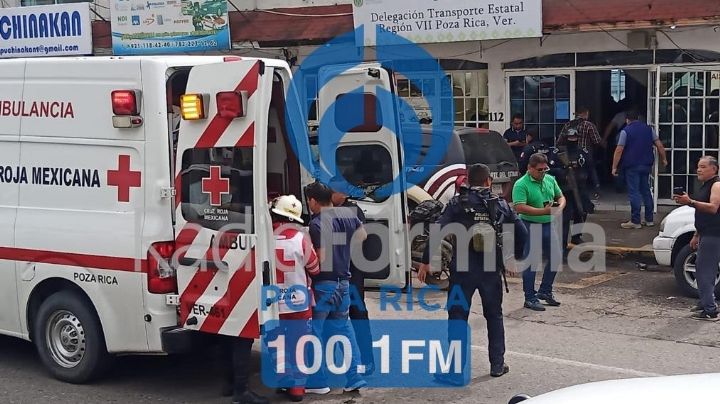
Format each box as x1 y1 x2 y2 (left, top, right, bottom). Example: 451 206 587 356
611 109 668 229
503 114 527 163
304 181 367 393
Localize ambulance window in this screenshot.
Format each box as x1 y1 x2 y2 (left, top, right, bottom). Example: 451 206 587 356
335 93 383 132
336 145 393 202
179 147 254 232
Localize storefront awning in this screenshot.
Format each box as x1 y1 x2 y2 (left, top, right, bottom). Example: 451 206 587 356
544 0 720 32
229 6 353 46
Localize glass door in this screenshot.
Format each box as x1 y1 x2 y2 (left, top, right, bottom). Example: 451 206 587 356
653 66 720 204
506 70 575 145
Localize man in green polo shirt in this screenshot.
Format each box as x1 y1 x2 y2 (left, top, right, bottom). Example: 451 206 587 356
512 153 566 311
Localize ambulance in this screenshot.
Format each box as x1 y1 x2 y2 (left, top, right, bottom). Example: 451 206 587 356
0 55 410 382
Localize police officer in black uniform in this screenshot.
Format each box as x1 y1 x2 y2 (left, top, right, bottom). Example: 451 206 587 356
418 163 527 384
518 131 550 175
549 130 593 253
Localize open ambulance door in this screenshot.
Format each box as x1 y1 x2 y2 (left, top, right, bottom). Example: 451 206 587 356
317 63 410 287
173 59 278 337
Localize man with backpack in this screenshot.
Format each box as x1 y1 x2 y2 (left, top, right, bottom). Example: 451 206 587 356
559 107 602 198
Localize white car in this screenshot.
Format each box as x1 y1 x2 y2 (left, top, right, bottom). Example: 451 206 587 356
509 373 720 403
652 206 720 297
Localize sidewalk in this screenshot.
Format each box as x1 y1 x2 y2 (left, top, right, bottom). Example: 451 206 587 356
577 210 665 257
572 191 675 259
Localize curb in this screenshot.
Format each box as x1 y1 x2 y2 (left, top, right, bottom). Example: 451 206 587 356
569 243 656 260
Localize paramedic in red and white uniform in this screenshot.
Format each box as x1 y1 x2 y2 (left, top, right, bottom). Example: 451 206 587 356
270 195 320 402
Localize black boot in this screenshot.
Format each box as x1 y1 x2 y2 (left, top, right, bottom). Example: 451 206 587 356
232 390 269 404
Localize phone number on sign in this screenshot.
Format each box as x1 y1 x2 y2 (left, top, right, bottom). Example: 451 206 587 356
125 40 218 49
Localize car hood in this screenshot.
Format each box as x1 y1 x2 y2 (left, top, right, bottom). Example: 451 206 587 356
660 205 695 236
520 373 720 403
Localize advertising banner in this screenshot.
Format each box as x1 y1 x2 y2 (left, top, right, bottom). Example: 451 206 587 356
352 0 542 46
111 0 230 54
0 3 92 58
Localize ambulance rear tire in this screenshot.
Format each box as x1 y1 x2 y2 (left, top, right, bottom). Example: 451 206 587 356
33 290 111 383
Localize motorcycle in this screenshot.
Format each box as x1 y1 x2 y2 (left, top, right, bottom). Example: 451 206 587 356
408 199 453 290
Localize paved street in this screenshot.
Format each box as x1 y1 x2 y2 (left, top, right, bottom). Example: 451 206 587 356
2 257 719 403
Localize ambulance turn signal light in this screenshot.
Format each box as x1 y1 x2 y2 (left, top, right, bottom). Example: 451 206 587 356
111 90 140 116
180 94 206 120
216 91 245 119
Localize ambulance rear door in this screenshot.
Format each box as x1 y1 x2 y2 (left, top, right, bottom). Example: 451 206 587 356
173 59 278 337
317 63 410 287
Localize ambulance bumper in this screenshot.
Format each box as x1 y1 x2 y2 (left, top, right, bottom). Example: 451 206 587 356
160 326 209 354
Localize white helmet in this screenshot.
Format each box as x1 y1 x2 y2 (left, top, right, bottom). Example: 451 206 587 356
271 194 304 223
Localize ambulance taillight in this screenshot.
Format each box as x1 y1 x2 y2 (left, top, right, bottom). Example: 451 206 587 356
180 94 206 120
216 91 246 119
146 241 177 294
111 90 143 129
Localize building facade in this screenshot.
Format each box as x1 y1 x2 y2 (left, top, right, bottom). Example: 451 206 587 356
2 0 720 203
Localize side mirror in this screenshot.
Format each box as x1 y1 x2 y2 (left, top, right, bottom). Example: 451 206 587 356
509 394 532 404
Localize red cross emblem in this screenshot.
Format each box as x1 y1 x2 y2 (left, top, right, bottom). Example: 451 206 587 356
202 166 230 206
107 155 141 203
275 248 296 283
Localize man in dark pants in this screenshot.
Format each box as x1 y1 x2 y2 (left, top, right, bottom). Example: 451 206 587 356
221 337 267 404
551 130 593 252
418 164 527 384
674 156 720 321
558 106 602 198
330 184 375 374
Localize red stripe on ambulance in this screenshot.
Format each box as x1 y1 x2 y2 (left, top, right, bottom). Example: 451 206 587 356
0 247 146 272
239 310 259 338
199 253 256 334
235 122 255 147
194 62 260 149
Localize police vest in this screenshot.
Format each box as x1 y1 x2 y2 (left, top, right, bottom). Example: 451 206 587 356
456 190 498 254
621 121 655 168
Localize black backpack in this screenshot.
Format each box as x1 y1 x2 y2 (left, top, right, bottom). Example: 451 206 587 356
558 118 583 141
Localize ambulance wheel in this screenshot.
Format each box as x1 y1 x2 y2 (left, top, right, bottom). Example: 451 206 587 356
33 290 111 383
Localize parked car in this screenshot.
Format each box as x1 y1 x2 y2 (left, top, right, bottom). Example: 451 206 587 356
652 205 720 297
509 373 720 403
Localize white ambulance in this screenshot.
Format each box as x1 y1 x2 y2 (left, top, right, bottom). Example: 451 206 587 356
0 56 409 382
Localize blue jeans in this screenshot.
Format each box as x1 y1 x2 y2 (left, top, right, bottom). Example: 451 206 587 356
307 280 363 388
624 165 654 224
521 221 562 302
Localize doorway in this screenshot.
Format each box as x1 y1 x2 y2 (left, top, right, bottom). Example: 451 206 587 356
576 69 649 190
